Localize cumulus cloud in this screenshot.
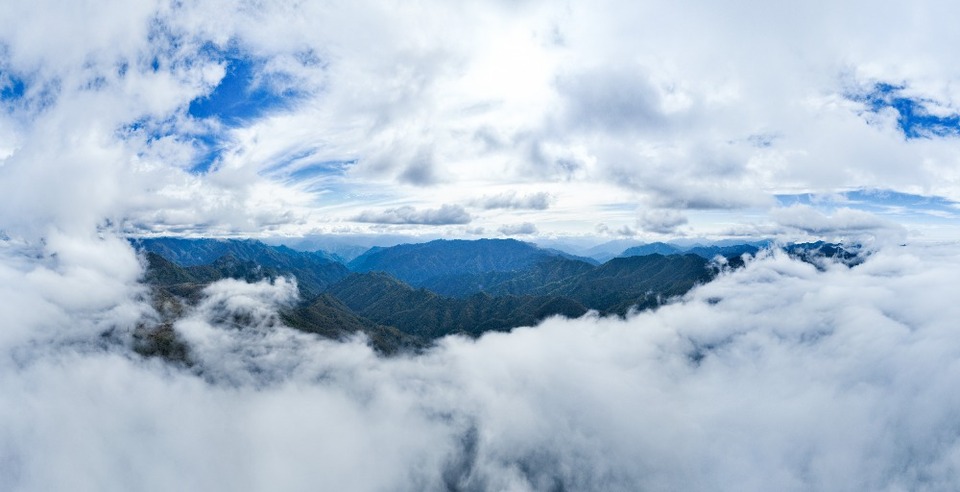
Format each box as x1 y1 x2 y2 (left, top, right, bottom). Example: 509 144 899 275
471 191 552 210
353 204 471 225
772 204 907 243
497 222 538 236
639 209 688 234
4 240 960 490
596 223 637 236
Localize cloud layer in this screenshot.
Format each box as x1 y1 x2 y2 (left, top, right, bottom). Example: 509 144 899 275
2 237 960 491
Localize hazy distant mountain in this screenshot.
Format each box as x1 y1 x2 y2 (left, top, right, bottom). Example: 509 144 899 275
347 238 594 287
134 237 350 298
262 234 425 262
619 242 683 257
580 239 645 262
684 243 763 259
597 239 774 263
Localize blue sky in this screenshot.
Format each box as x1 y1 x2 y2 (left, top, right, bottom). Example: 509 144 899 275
851 82 960 139
776 189 960 222
1 1 959 243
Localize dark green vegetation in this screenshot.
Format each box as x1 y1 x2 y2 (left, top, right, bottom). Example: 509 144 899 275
348 238 597 287
327 272 589 339
133 237 859 358
134 237 349 299
141 250 418 354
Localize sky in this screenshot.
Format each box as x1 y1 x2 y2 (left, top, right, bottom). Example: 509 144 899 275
4 2 960 491
1 0 959 244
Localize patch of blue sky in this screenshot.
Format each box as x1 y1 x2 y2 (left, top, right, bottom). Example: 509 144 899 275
115 48 311 175
177 49 310 174
259 149 348 177
308 182 357 205
0 72 60 115
287 159 355 181
0 73 25 102
188 55 301 126
777 189 960 220
115 115 222 174
850 82 960 139
258 149 356 191
187 133 223 174
285 161 358 196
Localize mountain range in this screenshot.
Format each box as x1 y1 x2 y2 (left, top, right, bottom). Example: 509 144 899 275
132 237 860 358
618 240 773 259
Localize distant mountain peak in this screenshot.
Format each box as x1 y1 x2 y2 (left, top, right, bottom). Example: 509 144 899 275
347 238 588 287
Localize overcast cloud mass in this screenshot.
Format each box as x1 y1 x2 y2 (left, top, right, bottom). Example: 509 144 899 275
2 1 960 491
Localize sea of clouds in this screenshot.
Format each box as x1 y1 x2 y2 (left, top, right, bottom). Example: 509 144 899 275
3 1 960 489
2 236 959 491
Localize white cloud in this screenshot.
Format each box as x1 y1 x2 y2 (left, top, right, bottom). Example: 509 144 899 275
497 222 538 236
772 205 907 244
555 65 667 133
353 204 471 225
596 223 638 237
471 191 552 210
639 209 688 234
3 239 960 490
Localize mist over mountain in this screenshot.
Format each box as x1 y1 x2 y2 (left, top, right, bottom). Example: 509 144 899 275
5 234 960 491
132 236 864 362
618 240 775 260
4 1 960 489
136 237 765 352
135 238 349 299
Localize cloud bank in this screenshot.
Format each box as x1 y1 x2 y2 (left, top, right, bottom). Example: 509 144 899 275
2 238 960 491
353 205 471 225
